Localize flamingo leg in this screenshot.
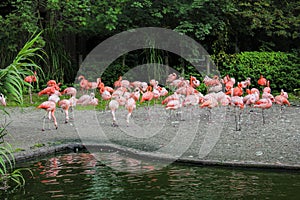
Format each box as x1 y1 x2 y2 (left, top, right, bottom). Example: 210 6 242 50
237 108 242 131
70 106 75 120
126 112 132 126
208 108 212 121
41 111 48 131
29 86 33 104
42 115 46 131
262 109 265 124
48 111 52 130
64 109 69 123
111 110 118 127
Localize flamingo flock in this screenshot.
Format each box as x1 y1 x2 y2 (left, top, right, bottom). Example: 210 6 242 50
32 72 291 131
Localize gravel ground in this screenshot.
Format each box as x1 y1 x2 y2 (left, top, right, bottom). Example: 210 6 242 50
2 103 300 169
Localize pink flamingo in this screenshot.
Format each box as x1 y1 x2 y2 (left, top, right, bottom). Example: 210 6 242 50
62 87 77 97
241 77 251 88
78 75 89 94
200 96 218 121
37 101 57 131
125 97 136 126
58 99 71 123
222 75 236 92
0 93 6 106
258 74 267 86
166 73 177 84
140 86 154 105
254 96 273 124
77 93 98 106
109 99 119 127
230 96 244 131
275 89 290 111
24 71 37 104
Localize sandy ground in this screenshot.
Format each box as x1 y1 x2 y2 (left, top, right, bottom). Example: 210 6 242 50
2 103 300 168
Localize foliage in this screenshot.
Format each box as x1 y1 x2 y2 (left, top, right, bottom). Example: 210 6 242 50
0 31 42 191
0 0 299 86
0 31 45 105
0 121 32 190
215 51 300 92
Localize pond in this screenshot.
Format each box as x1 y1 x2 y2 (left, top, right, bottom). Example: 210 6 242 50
1 151 300 199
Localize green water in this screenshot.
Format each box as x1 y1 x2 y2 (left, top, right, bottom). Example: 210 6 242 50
1 152 299 199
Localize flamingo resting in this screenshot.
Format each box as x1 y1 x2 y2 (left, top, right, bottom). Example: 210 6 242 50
37 101 58 131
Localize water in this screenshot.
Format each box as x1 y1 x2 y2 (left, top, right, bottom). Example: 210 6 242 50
1 152 300 199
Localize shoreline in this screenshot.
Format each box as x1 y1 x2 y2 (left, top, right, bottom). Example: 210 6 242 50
3 105 300 170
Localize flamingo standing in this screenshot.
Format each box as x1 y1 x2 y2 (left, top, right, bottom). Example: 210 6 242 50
109 99 119 127
257 74 267 86
230 96 244 131
58 99 71 123
222 75 236 92
140 86 154 108
24 71 37 104
254 96 273 124
275 89 290 111
78 75 89 94
100 85 112 110
0 93 6 106
37 101 57 131
200 95 218 121
125 97 136 126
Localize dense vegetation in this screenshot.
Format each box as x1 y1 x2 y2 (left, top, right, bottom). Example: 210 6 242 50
0 0 299 91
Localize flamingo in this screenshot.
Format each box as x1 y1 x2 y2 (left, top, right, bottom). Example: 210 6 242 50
24 71 37 104
38 86 57 96
203 75 221 87
109 99 119 127
140 86 154 105
258 74 267 86
47 80 61 90
125 97 136 126
226 83 243 96
114 76 122 88
58 99 71 123
78 75 89 94
275 90 290 111
230 96 244 131
166 73 177 84
241 77 251 88
87 78 101 92
37 101 57 131
222 75 236 92
100 86 112 110
77 93 98 106
162 92 179 105
200 96 218 121
190 76 200 88
254 96 273 124
61 87 77 97
0 93 6 106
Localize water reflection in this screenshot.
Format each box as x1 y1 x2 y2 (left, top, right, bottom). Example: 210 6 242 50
2 152 300 199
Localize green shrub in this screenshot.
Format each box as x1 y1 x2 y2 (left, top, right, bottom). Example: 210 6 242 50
214 51 300 93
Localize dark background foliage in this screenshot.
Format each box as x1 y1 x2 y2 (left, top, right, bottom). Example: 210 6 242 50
0 0 299 92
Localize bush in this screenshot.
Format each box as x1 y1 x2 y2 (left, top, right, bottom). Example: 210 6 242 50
214 51 300 93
